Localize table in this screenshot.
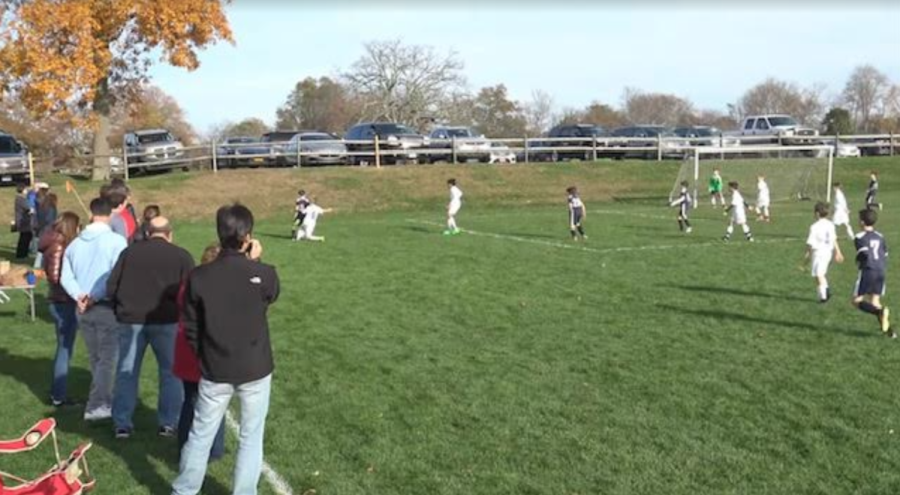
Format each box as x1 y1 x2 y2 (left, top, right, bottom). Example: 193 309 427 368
0 285 36 322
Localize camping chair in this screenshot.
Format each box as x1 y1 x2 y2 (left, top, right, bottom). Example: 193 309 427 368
0 418 95 494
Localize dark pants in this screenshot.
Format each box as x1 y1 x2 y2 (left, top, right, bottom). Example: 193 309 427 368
49 302 79 403
16 231 33 259
178 381 226 461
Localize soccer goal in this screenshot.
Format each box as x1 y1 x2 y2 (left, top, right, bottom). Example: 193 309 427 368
669 145 835 206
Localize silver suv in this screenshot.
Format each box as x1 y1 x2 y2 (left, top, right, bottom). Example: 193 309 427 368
0 131 28 186
738 115 819 145
124 129 186 169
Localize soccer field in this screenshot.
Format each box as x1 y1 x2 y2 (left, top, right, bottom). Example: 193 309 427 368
1 159 898 494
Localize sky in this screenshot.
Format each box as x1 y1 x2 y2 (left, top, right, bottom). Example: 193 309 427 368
149 2 900 134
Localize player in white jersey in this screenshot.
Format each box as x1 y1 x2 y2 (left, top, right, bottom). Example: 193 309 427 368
754 175 771 222
722 181 754 242
295 201 332 242
804 202 844 302
831 182 854 240
444 178 463 236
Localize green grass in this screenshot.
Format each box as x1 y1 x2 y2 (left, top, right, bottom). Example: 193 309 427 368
1 158 899 494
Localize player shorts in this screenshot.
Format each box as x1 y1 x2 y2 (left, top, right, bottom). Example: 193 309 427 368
679 204 689 218
854 269 886 297
448 201 461 216
811 254 831 278
866 192 877 205
732 210 747 225
833 210 849 226
570 207 584 226
296 220 317 240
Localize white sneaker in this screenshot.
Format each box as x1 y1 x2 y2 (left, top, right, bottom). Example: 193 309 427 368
685 227 693 234
84 405 112 422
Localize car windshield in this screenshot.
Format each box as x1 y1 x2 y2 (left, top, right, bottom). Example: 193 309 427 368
579 126 605 136
373 124 416 135
226 137 257 144
137 133 173 144
768 116 798 127
446 128 474 138
680 127 716 137
0 136 22 154
299 134 334 141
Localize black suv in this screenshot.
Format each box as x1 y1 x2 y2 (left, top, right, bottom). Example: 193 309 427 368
344 123 427 165
0 131 29 186
533 124 606 162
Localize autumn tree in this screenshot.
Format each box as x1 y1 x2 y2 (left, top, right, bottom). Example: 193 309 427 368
732 78 825 127
0 0 232 180
622 88 695 126
275 77 359 133
557 102 626 130
470 84 528 138
343 39 465 125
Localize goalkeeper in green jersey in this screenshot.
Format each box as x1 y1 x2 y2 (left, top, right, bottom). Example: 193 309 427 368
708 168 724 207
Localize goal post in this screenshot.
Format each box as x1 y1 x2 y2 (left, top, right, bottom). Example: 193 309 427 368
671 145 835 207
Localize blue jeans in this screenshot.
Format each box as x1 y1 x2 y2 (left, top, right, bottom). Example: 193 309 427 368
172 374 272 495
112 323 183 431
178 381 226 461
49 302 78 403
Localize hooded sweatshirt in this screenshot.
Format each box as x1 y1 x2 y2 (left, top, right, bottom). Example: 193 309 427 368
60 222 127 303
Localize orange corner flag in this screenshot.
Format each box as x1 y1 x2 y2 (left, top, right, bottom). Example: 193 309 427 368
65 180 73 193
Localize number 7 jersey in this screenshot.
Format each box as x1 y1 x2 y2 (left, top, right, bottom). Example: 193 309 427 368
855 230 888 272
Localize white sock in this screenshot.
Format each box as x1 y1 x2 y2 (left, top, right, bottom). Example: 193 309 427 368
845 225 854 238
818 284 828 300
726 225 734 235
741 224 750 234
448 217 457 230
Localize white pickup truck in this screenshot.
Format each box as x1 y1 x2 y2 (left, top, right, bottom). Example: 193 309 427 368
737 114 819 146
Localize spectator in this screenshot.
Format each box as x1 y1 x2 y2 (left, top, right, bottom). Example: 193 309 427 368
38 211 82 407
173 243 226 461
105 191 135 242
107 216 194 439
172 204 279 495
13 182 33 259
33 190 59 268
133 205 161 243
60 197 128 422
110 178 139 227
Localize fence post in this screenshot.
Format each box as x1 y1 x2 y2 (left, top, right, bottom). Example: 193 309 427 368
656 134 662 162
451 136 457 165
591 137 598 162
374 135 381 169
719 133 725 160
296 135 302 168
123 146 130 181
211 140 218 174
891 131 895 157
524 136 529 164
834 133 840 157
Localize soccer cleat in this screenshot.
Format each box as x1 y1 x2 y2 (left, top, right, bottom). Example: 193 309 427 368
881 307 891 333
115 428 132 440
443 230 453 236
581 235 589 240
685 227 692 234
721 236 730 242
158 426 177 438
452 229 462 235
888 328 897 339
84 405 112 422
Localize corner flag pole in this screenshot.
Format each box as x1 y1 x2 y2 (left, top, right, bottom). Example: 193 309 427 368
65 180 90 216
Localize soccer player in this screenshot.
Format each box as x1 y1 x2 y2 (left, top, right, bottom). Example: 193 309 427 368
295 201 332 242
670 180 693 234
832 182 854 240
805 202 844 303
444 178 463 236
708 168 724 208
566 186 587 240
722 181 754 242
865 171 882 211
292 189 311 240
852 208 893 338
755 174 771 222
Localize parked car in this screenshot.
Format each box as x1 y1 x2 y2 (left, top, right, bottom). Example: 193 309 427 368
124 129 186 171
737 114 819 146
608 126 689 159
672 126 739 147
0 131 29 186
261 130 303 166
344 122 427 165
217 136 271 168
282 132 348 167
427 126 491 163
539 124 608 162
489 142 517 164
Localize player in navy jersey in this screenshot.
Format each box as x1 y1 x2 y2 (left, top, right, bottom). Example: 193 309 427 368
292 189 311 240
566 186 587 241
865 171 882 211
670 180 693 233
852 208 893 338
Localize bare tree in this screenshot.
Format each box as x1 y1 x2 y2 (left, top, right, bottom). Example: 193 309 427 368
733 78 825 127
842 65 890 133
622 88 695 126
523 90 556 135
343 39 465 126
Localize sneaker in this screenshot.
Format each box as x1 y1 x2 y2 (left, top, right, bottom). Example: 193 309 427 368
881 307 891 333
51 398 82 408
748 237 755 243
115 428 132 439
442 230 453 236
888 328 897 339
582 235 589 240
721 236 730 242
685 227 692 234
452 229 462 235
84 406 112 422
158 426 177 438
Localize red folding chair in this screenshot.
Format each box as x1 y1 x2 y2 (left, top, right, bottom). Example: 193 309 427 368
0 418 95 494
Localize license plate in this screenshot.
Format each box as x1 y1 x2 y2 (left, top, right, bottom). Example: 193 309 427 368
408 153 418 159
1 177 11 183
253 158 264 163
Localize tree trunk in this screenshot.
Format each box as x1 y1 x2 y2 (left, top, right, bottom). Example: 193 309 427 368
91 79 113 182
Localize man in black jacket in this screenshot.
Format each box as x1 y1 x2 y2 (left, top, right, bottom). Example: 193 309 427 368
172 204 279 495
13 182 34 259
108 216 195 439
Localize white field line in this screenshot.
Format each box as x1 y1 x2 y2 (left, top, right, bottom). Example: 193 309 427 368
225 411 295 495
407 219 800 254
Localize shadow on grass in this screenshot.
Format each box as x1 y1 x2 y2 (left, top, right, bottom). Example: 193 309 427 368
655 304 871 338
665 284 811 303
402 225 436 235
255 230 294 241
0 346 230 495
612 195 669 205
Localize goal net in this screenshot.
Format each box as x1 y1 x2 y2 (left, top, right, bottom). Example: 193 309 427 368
669 145 835 206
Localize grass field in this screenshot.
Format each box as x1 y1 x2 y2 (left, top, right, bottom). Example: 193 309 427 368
1 158 899 494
